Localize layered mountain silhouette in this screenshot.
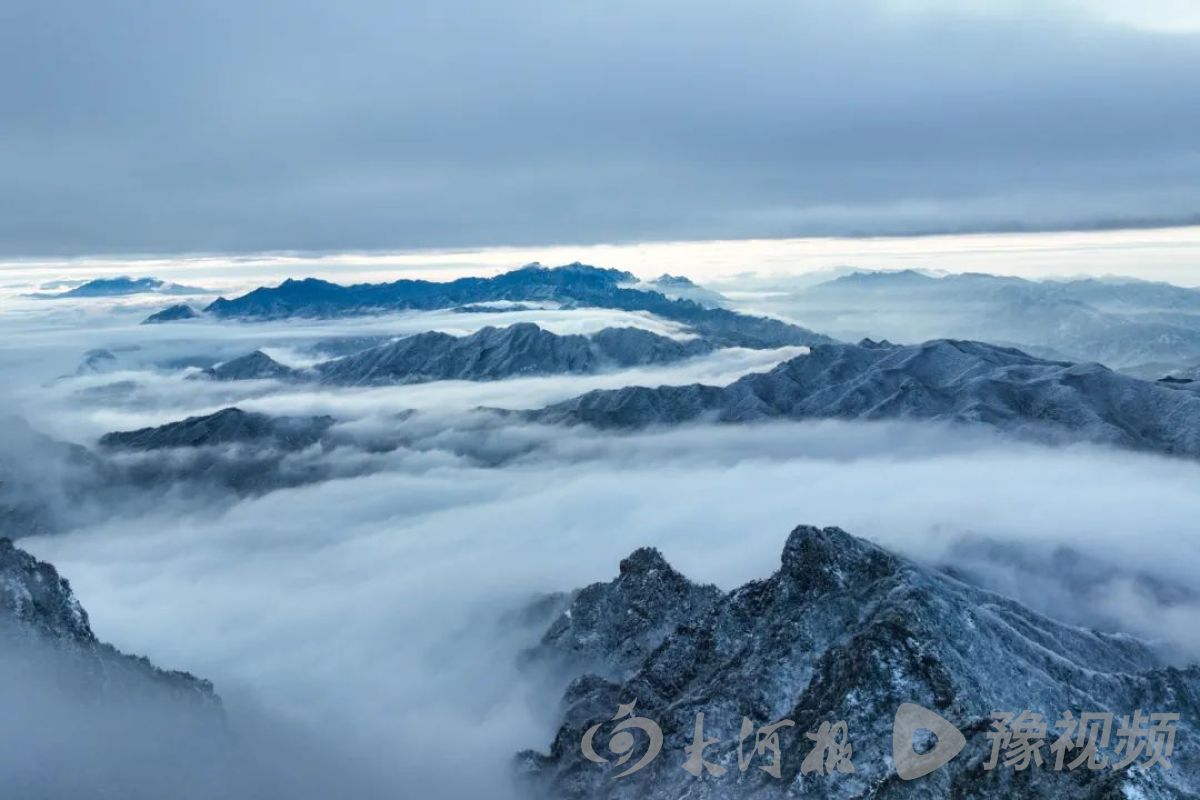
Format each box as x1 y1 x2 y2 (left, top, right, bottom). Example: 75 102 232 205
198 324 717 386
199 350 303 381
531 338 1200 459
519 524 1199 799
143 303 202 323
198 263 831 349
780 270 1200 369
33 276 207 299
99 407 334 451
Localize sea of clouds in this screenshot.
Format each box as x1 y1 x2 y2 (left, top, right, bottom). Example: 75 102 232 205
3 278 1200 798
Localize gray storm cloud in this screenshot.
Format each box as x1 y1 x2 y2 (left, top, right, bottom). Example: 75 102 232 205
2 0 1200 255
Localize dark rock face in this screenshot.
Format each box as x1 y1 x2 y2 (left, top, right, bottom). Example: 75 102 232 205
143 303 201 323
1 539 396 799
202 264 831 349
99 407 334 451
0 537 217 702
532 338 1200 458
520 525 1200 799
527 547 723 681
313 323 713 386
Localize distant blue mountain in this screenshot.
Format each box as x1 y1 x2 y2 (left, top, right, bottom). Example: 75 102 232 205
142 304 202 323
796 270 1200 368
34 276 208 298
202 263 833 349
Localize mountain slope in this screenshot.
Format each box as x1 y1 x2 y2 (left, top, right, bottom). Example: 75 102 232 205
532 338 1200 458
143 303 202 323
2 537 232 799
197 324 720 386
99 407 334 450
202 263 832 349
33 276 207 298
1 538 397 798
786 271 1200 368
199 350 302 381
520 524 1199 799
1 537 218 701
313 323 714 386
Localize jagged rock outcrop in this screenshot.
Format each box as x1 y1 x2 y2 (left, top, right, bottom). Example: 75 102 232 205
313 324 713 386
200 264 832 349
520 525 1199 799
1 538 394 799
532 338 1200 459
99 407 334 451
1 537 218 701
143 303 202 323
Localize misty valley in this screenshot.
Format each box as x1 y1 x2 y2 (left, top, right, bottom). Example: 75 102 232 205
8 0 1200 795
1 260 1198 799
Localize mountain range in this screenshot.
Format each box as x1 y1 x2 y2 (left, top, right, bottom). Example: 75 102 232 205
195 263 830 349
767 270 1200 370
532 338 1200 458
143 303 203 323
99 407 335 451
519 524 1199 799
32 276 207 298
199 324 716 386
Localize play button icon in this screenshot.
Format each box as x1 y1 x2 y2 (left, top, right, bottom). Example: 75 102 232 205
892 703 967 780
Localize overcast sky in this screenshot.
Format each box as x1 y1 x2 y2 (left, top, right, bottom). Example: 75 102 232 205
2 0 1198 256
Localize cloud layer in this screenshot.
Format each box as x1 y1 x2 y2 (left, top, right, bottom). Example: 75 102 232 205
22 419 1200 798
2 0 1200 255
6 277 1200 798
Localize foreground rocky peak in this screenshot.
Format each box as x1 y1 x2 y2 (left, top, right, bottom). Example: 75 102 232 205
779 524 897 594
530 546 723 680
0 537 216 703
0 538 93 644
520 524 1199 799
